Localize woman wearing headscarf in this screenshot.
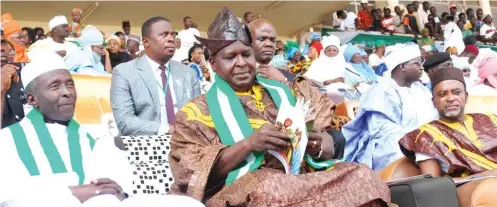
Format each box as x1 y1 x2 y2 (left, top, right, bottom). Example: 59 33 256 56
343 44 378 90
101 35 132 71
469 56 497 97
287 47 312 75
65 25 110 74
304 35 352 102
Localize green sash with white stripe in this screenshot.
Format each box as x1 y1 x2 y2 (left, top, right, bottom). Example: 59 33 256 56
8 109 95 185
207 74 334 185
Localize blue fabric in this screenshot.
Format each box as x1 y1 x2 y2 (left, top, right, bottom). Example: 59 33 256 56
360 49 367 56
375 63 388 76
344 45 361 62
287 48 299 60
189 63 204 80
426 81 432 90
342 79 438 171
349 62 378 82
311 33 320 40
65 49 106 74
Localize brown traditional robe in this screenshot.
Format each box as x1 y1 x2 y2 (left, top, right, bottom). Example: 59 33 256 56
170 77 390 206
399 113 497 177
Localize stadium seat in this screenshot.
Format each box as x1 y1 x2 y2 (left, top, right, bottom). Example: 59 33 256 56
335 100 360 119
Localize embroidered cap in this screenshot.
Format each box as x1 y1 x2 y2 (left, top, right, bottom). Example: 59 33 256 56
430 67 465 90
195 7 252 56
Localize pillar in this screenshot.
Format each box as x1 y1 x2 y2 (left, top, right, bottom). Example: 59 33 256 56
479 0 491 16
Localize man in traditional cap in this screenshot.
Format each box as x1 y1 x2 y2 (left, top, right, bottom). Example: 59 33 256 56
126 34 140 59
342 44 438 171
1 14 28 128
31 15 77 58
111 16 200 136
169 7 390 206
122 20 130 36
460 44 479 64
423 52 453 89
399 67 497 207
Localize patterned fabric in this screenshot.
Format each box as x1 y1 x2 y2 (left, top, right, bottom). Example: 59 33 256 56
290 60 311 75
120 135 175 195
169 78 390 206
358 10 373 29
399 114 497 177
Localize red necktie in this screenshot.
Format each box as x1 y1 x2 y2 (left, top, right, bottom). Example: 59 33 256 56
159 65 175 124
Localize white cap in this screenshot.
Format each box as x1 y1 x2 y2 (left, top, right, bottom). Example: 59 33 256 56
384 44 421 71
22 49 68 88
452 56 470 70
49 15 68 30
421 45 433 52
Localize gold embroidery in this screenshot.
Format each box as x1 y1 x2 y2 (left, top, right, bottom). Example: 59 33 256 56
235 85 269 112
181 102 269 129
417 124 497 170
488 114 497 127
437 115 483 149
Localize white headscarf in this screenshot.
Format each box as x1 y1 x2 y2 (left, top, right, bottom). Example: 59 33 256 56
304 35 347 83
443 22 465 55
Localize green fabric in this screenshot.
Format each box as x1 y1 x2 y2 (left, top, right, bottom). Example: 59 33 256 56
284 40 300 53
9 109 88 185
478 45 497 52
321 28 416 47
462 30 473 39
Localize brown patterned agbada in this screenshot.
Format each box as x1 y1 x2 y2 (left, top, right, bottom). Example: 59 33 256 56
399 113 497 177
169 77 390 206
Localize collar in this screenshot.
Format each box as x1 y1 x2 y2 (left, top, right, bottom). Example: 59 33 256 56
42 115 70 126
145 54 170 71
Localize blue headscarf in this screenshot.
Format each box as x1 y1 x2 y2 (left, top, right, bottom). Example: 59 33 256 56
66 25 106 74
311 33 320 40
287 47 300 60
343 45 378 82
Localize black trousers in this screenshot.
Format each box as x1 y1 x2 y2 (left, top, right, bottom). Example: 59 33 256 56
327 129 346 159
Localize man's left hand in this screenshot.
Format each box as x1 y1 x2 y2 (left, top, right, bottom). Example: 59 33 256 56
258 64 286 82
306 131 334 160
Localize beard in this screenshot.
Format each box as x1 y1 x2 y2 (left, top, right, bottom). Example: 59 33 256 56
443 107 462 118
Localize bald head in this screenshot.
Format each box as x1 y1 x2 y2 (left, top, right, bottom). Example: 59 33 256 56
248 19 278 64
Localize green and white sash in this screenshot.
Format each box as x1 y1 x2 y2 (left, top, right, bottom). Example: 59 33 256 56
207 74 334 185
8 109 95 185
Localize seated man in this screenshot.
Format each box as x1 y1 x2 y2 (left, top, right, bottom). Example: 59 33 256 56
169 8 390 206
423 52 453 90
342 44 439 171
0 50 202 207
399 67 497 207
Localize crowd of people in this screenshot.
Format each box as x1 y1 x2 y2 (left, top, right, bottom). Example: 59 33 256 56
333 1 497 45
1 2 497 207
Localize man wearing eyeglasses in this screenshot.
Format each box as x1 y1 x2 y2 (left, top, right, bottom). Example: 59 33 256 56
342 44 439 171
110 16 200 136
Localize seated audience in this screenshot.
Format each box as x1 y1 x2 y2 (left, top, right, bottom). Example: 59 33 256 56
342 44 438 171
399 67 497 207
170 8 390 206
21 27 36 49
381 7 395 34
114 31 127 52
480 14 497 42
102 35 132 71
418 28 435 47
458 20 473 39
111 16 200 136
369 41 386 69
65 25 109 74
305 35 351 102
343 45 377 89
188 44 206 81
31 15 77 58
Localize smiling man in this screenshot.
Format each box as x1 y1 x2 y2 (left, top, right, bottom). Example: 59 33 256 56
399 67 497 207
111 16 200 136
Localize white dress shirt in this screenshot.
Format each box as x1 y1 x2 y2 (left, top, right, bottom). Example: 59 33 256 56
145 55 178 134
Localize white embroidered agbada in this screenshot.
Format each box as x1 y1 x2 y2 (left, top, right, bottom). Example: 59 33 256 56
443 22 465 55
0 50 204 207
304 35 351 92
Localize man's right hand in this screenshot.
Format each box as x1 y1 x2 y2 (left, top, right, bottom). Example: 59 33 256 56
70 178 125 203
1 64 19 93
246 124 291 152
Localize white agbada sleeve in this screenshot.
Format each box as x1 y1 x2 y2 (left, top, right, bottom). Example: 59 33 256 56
0 129 81 207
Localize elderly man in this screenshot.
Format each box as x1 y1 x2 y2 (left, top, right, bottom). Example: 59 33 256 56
399 67 497 207
342 44 438 171
64 25 108 74
169 8 390 206
423 52 453 89
0 49 204 207
31 15 77 58
111 16 200 136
